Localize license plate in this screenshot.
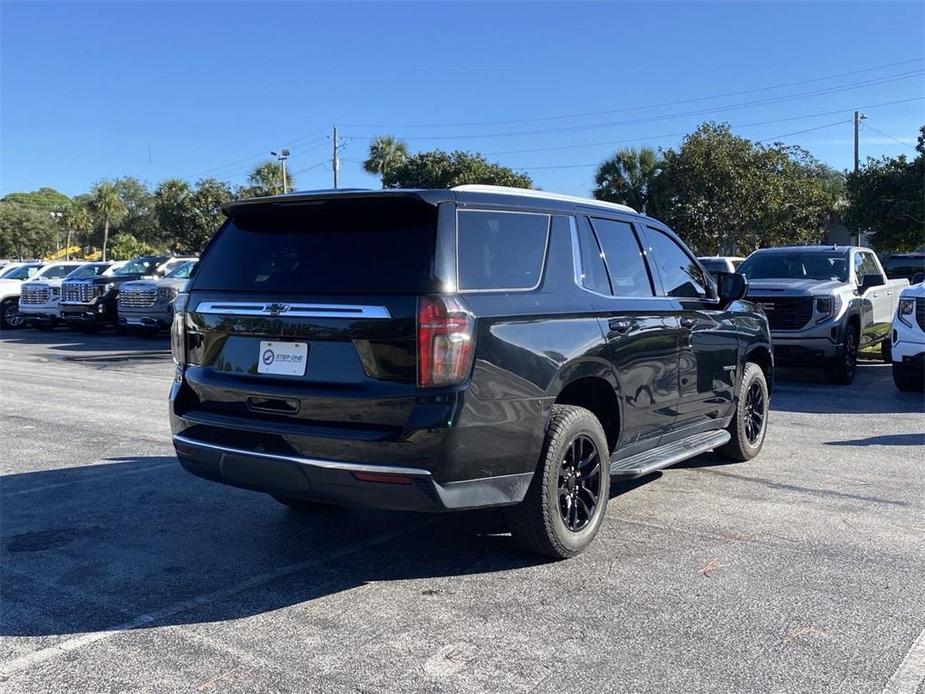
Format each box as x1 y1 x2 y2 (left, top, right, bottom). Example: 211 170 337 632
257 341 308 376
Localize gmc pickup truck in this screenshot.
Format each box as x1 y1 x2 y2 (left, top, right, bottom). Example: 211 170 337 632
739 246 908 384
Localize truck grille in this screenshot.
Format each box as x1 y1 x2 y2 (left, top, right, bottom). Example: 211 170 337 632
118 286 157 309
749 296 814 331
917 298 925 331
20 286 50 305
61 283 96 303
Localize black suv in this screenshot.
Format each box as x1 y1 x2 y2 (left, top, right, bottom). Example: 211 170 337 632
170 186 773 558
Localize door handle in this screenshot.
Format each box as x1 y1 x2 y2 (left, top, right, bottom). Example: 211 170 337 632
608 318 633 334
680 317 698 329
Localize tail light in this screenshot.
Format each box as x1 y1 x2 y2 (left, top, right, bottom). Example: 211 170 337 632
417 295 475 387
170 292 189 367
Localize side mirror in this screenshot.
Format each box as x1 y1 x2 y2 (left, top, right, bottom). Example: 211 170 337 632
716 271 747 304
911 272 925 285
859 274 884 292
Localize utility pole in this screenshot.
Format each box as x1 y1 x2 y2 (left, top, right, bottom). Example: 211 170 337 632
853 111 866 245
271 149 290 194
332 125 340 189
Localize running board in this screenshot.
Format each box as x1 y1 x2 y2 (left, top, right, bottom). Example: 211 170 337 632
609 430 731 478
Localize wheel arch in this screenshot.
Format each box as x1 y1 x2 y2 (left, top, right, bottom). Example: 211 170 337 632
547 358 622 454
744 342 774 395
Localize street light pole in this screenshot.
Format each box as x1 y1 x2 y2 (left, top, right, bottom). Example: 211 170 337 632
853 111 867 245
271 149 290 194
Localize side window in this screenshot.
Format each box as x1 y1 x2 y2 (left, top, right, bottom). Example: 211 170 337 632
644 227 708 298
575 216 611 295
590 218 653 297
457 211 549 291
43 265 72 280
859 252 881 278
853 252 864 281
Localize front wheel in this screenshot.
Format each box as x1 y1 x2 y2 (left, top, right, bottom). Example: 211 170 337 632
718 362 769 462
506 405 609 559
880 339 892 364
824 325 859 385
1 299 24 330
892 363 924 392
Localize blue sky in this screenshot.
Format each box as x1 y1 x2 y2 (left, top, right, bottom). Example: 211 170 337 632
2 1 923 198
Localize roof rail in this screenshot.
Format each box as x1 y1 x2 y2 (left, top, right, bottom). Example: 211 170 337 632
451 184 637 214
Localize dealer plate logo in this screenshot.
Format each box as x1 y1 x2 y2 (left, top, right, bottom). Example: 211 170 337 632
257 341 308 376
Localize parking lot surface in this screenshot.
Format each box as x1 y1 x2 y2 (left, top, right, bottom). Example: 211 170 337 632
1 330 923 693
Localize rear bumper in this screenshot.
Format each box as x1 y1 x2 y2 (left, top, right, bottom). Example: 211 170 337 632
172 434 532 512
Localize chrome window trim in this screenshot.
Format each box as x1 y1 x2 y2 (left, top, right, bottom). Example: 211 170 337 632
194 302 392 319
455 209 551 294
172 435 431 477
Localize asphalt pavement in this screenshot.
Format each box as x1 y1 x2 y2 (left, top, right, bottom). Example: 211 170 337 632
1 329 923 693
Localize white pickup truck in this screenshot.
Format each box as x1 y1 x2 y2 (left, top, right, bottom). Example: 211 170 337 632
738 245 908 385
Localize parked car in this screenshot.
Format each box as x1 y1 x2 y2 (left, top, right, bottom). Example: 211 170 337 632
1 261 78 329
698 256 745 278
59 256 193 331
891 273 925 392
169 186 773 559
884 252 925 282
19 262 114 329
118 260 197 333
738 245 907 384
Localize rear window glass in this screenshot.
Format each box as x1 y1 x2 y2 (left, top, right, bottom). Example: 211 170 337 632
590 218 653 297
194 199 438 293
457 211 549 291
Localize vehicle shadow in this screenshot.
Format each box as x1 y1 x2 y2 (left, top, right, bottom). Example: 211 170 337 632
771 364 924 415
0 328 170 357
1 456 657 638
825 433 925 447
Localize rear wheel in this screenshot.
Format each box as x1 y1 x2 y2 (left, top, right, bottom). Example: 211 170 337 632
824 324 859 385
506 405 609 559
718 362 769 462
1 299 24 330
892 363 924 392
880 339 893 364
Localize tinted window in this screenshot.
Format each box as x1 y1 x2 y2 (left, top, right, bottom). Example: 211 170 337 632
590 219 652 297
699 259 729 274
644 227 707 298
116 258 167 276
885 255 925 279
858 252 881 279
68 264 110 279
167 261 197 279
0 265 37 280
457 211 548 290
738 251 848 282
39 264 77 280
195 200 437 293
576 217 611 295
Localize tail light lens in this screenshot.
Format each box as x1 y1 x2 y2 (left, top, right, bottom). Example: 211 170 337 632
417 295 475 387
170 292 189 367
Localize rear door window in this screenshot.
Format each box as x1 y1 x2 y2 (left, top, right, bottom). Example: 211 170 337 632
576 216 612 295
644 227 708 298
457 211 549 291
589 218 653 297
193 199 438 294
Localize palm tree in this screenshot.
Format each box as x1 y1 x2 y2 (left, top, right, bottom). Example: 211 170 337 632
363 135 409 186
246 161 293 197
61 203 92 260
593 147 662 213
90 181 127 261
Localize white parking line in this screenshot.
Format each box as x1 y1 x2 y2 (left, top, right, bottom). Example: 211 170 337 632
0 519 435 679
881 627 925 694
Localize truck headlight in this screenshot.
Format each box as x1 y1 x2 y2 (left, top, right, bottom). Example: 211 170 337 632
814 295 841 321
96 283 114 297
898 298 915 326
158 286 178 303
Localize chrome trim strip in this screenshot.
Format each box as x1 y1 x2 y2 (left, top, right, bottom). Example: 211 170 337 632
194 302 392 319
172 434 432 477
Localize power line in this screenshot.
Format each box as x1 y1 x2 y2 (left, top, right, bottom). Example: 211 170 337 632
289 159 329 176
340 57 923 129
756 119 853 143
861 123 918 151
186 125 331 179
344 70 923 141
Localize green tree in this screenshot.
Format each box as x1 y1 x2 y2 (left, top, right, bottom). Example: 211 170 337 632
593 147 662 213
154 177 234 254
111 176 160 244
61 203 93 259
381 150 532 189
648 123 840 255
363 135 409 185
844 125 924 251
0 202 59 259
239 160 293 198
189 178 234 252
154 179 196 253
90 181 127 261
108 232 159 260
1 187 71 211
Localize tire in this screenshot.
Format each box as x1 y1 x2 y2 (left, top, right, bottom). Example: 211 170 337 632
271 494 338 512
718 362 769 462
824 324 859 385
892 363 924 393
506 405 609 560
880 339 893 364
1 299 24 330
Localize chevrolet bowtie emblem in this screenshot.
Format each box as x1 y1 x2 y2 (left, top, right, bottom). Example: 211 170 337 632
263 303 291 316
